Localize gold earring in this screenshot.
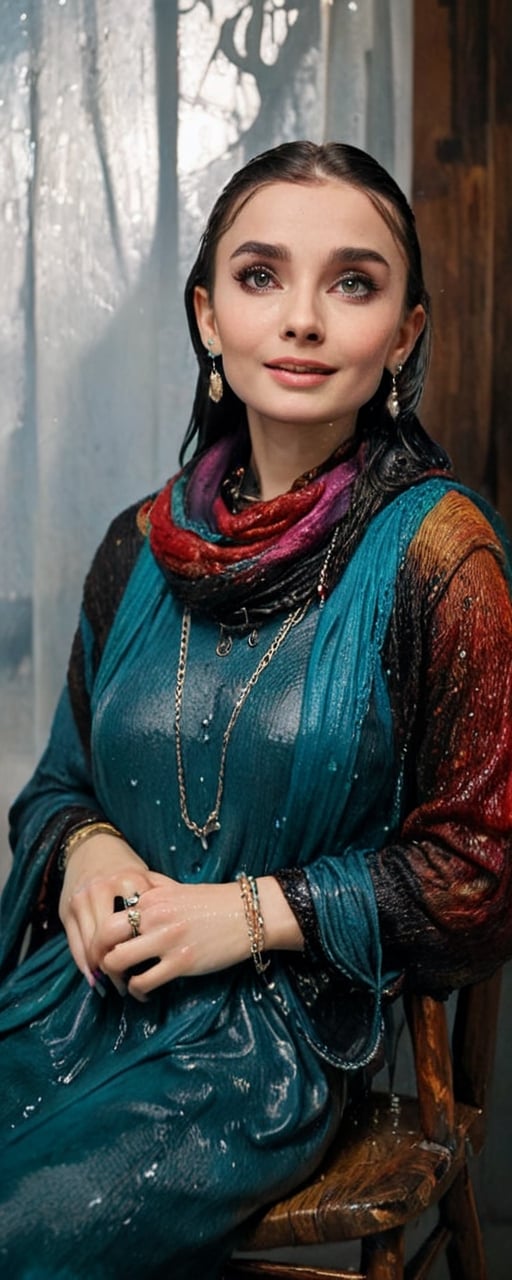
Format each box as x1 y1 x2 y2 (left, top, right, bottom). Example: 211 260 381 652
386 363 403 420
207 339 223 403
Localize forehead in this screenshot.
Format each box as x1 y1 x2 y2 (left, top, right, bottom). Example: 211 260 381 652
219 178 405 264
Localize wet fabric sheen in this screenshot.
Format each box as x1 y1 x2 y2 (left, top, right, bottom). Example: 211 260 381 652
0 477 506 1279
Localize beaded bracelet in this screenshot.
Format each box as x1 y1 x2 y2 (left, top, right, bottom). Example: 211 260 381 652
58 820 123 876
237 871 271 976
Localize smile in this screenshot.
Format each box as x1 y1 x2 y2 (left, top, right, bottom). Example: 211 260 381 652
264 359 336 374
264 359 337 389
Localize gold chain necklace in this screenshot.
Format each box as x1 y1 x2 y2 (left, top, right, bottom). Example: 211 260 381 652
174 602 308 849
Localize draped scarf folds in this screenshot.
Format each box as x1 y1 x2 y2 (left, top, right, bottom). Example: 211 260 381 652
139 433 362 618
101 476 462 1069
3 463 507 1070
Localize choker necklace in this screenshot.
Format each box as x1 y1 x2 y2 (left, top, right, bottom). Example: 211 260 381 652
173 524 341 850
174 600 308 850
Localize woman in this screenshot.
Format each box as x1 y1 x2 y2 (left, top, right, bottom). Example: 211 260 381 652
1 141 511 1279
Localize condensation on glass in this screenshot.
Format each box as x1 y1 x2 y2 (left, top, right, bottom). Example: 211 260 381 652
0 0 412 880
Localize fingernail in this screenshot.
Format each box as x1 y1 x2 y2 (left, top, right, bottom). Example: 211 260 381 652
91 968 107 998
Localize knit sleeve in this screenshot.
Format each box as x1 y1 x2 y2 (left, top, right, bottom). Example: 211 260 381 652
67 500 147 757
368 493 512 990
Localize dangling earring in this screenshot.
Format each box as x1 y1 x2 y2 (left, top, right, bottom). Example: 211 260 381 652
386 363 403 420
207 338 223 403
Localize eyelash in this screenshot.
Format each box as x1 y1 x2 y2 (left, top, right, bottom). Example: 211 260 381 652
234 264 278 292
334 271 379 300
233 264 379 301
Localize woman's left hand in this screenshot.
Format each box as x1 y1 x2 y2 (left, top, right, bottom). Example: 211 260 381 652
97 874 249 1000
96 872 304 1001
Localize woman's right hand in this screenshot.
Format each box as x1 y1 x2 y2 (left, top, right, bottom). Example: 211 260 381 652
58 832 153 991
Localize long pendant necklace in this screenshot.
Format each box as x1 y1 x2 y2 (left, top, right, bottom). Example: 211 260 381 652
174 601 308 850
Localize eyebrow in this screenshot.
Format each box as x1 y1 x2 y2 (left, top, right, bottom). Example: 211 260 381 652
327 246 390 269
230 240 290 262
229 240 390 269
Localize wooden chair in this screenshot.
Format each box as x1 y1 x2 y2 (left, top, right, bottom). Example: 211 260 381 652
224 970 502 1280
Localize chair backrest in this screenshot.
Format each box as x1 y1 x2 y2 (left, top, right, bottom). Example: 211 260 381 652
407 967 503 1151
224 971 504 1279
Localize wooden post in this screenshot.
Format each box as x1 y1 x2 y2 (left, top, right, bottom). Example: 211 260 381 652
413 0 512 528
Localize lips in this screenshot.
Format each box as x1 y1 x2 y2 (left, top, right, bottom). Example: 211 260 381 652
264 358 336 374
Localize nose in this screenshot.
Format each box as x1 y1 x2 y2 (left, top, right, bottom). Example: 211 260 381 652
279 283 325 344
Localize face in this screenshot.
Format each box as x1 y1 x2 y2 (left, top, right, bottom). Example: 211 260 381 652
194 179 424 447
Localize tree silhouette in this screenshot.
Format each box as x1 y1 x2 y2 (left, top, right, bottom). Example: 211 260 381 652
180 0 321 163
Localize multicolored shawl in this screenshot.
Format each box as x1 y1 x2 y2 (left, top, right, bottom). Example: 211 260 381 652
139 432 363 619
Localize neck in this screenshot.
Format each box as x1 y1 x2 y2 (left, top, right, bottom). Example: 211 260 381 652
246 413 356 501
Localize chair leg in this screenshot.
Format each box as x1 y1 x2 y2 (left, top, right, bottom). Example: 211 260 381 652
361 1227 405 1280
441 1167 487 1280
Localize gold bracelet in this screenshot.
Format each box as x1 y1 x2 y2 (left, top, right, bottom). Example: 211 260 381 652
59 821 122 874
237 872 271 976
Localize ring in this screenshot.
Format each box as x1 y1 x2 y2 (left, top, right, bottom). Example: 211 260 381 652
123 892 140 909
127 907 141 938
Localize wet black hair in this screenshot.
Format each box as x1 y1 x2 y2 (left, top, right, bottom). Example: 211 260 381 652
180 139 433 466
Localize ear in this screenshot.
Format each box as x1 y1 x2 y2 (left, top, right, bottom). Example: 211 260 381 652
386 303 425 372
193 285 221 353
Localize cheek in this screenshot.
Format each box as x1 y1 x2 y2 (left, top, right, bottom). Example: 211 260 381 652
217 302 272 352
336 311 400 366
216 312 269 389
220 351 252 404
